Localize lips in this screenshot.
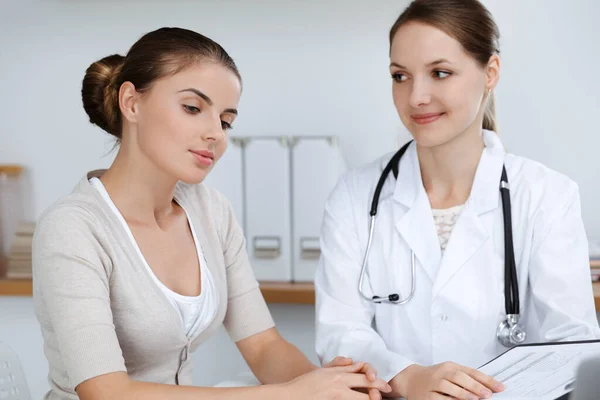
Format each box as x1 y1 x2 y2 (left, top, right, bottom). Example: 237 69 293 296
411 112 444 125
190 149 214 159
190 149 214 166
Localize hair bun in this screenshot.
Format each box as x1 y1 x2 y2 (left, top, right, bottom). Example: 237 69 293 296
81 54 125 137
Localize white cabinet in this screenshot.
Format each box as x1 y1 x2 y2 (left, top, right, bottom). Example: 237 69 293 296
244 137 292 282
290 137 346 282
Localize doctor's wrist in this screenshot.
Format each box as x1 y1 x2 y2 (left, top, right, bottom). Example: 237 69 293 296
389 363 421 397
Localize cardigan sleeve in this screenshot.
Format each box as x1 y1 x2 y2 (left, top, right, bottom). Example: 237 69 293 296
32 205 127 389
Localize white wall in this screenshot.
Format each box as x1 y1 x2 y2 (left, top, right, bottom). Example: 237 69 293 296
1 0 599 397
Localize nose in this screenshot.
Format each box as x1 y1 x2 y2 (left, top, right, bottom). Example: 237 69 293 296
201 114 226 144
408 78 432 108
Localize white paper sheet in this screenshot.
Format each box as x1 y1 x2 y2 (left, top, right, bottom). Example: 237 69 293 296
478 341 600 399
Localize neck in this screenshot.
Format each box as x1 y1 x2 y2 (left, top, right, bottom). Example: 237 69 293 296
99 141 179 226
418 126 485 209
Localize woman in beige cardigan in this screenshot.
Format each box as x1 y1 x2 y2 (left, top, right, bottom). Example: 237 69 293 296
32 27 390 400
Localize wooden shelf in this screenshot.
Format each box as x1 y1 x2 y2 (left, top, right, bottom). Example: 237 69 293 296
0 279 32 296
259 281 315 304
0 278 317 304
0 164 24 177
1 279 600 311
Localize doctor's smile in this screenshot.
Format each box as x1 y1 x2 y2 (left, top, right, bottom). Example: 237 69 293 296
410 112 445 125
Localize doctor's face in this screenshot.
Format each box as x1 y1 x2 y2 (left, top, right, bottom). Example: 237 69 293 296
389 22 495 147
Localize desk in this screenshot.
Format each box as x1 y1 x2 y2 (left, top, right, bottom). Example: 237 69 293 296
259 281 314 304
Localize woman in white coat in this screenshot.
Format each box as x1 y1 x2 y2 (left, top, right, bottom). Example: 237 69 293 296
315 0 600 399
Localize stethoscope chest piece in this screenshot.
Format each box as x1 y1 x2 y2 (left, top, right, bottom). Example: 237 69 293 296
496 314 527 347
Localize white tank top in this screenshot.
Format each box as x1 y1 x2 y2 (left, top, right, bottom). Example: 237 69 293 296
89 177 217 340
431 204 465 252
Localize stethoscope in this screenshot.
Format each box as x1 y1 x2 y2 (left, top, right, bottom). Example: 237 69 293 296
357 141 527 348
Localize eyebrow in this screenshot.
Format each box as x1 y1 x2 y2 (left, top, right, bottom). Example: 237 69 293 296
390 58 453 69
177 88 238 115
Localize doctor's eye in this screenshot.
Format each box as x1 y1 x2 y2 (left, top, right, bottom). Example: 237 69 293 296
433 70 452 79
391 73 408 83
183 105 200 114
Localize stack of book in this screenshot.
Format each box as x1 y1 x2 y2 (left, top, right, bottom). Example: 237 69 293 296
592 261 600 281
0 253 5 278
590 240 600 281
6 221 35 279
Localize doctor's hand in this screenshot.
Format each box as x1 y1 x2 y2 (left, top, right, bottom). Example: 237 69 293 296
323 357 382 400
392 362 504 400
282 362 392 400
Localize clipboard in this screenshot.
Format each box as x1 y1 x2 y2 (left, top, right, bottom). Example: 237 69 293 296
477 339 600 400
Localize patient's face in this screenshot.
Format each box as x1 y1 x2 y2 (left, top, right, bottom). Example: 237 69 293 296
131 62 241 184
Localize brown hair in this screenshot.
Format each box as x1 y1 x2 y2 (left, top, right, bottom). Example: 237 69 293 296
389 0 500 132
81 27 241 139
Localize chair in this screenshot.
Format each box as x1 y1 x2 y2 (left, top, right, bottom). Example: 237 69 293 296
0 341 31 400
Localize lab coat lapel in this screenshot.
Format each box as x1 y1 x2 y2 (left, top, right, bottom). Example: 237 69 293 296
432 130 506 298
432 205 489 297
393 142 441 282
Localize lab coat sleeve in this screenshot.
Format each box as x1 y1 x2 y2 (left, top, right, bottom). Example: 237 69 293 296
528 182 600 341
315 175 415 383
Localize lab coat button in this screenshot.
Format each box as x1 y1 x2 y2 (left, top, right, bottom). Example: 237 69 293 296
441 314 448 321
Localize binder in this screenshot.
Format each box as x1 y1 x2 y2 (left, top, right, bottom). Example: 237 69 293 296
244 137 292 282
290 136 346 282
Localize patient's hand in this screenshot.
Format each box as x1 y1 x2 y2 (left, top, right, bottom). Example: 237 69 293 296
323 356 354 368
283 363 391 400
324 357 382 400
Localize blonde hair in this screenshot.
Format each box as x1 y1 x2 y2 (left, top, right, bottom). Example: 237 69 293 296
483 91 497 132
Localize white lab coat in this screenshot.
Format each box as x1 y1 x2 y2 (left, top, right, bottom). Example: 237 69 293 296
315 130 600 383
